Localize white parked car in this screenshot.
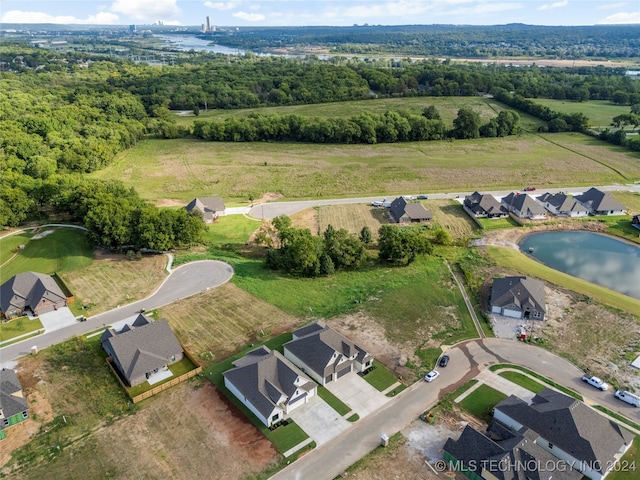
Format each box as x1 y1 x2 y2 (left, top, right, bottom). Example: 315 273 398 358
424 370 440 382
581 375 609 391
615 390 640 407
371 201 383 207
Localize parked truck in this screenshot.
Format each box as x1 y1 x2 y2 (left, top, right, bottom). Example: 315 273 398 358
581 375 609 391
615 390 640 407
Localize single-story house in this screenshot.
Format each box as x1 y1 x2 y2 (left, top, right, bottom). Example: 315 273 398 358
0 369 29 440
389 196 432 223
100 314 184 386
185 196 226 223
463 191 509 219
443 420 582 480
501 192 547 220
536 192 589 218
0 271 68 319
574 188 626 216
223 346 317 428
493 388 634 480
490 276 546 321
284 321 373 386
633 214 640 230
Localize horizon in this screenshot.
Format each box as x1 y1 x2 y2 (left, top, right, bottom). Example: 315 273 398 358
1 1 639 28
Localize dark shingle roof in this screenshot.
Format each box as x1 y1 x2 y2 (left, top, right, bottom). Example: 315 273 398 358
465 191 508 216
490 276 546 313
389 197 431 221
389 196 408 221
575 188 625 213
185 197 226 221
0 271 66 315
537 192 588 215
501 193 546 217
0 369 28 424
223 347 314 419
495 388 635 474
101 316 182 383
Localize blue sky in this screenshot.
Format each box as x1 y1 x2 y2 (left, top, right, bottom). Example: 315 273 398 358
1 1 639 26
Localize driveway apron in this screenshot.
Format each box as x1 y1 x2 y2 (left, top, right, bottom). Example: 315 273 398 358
287 396 350 445
325 372 390 417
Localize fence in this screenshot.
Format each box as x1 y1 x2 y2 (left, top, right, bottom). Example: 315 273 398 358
52 272 75 304
106 346 202 404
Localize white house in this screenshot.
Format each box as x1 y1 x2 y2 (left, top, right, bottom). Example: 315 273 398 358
536 192 589 218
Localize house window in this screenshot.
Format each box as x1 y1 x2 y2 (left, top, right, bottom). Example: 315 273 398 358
548 442 553 449
171 355 176 362
271 414 279 422
2 419 8 426
22 411 28 419
533 311 541 318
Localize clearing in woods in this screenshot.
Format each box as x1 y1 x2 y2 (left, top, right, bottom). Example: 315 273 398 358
61 250 168 315
158 282 301 365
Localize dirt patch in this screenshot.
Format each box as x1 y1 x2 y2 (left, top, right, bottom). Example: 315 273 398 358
290 208 319 234
155 198 187 207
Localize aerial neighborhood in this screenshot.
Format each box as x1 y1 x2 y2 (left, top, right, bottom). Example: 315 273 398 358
1 16 640 480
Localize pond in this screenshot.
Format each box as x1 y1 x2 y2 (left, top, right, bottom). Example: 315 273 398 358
519 231 640 300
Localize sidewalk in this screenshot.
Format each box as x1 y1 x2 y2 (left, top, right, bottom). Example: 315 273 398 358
455 369 535 404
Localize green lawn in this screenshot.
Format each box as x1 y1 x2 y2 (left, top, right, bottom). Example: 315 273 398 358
203 214 262 245
317 386 351 416
477 216 521 230
92 130 640 205
486 245 640 317
489 364 583 401
0 228 93 283
360 360 400 391
531 99 632 128
0 316 44 342
593 405 640 432
498 371 546 393
458 384 507 423
127 356 198 397
0 232 33 265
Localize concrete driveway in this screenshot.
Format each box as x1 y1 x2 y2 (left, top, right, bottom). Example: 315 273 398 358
287 396 350 445
38 307 78 332
325 372 390 418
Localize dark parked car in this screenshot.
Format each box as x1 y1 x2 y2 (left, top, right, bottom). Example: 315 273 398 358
524 186 536 191
439 355 450 367
417 194 429 200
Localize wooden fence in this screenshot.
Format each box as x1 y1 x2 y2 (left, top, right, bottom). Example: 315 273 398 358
106 347 202 404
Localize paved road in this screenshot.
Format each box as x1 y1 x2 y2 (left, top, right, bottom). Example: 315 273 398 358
270 338 639 480
248 184 640 220
0 260 234 363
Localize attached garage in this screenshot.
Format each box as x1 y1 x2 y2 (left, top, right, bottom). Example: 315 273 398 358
336 365 351 379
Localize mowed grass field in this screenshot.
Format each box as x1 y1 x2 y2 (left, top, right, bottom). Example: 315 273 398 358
159 282 301 365
92 132 640 206
531 99 632 128
0 228 93 283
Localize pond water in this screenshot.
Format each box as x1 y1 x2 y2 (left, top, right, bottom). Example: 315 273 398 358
519 231 640 300
155 34 247 55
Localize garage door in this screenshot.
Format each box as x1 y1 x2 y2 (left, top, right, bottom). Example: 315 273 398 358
336 365 351 379
324 374 332 384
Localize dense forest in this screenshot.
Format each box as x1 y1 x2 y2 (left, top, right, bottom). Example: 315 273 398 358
1 44 639 246
209 24 640 59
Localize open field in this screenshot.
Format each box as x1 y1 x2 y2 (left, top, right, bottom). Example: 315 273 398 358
174 96 545 131
317 204 391 238
0 228 93 283
61 251 168 316
159 282 301 365
92 131 640 205
531 99 632 128
428 200 479 238
202 214 262 246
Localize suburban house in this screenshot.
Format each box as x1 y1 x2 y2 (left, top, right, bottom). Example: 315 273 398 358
185 196 226 223
493 388 634 480
574 188 626 216
389 196 432 223
223 346 317 428
463 191 509 219
633 214 640 230
0 271 67 320
100 314 184 387
284 321 373 386
0 369 29 440
490 276 546 321
443 421 582 480
536 192 589 218
501 192 547 220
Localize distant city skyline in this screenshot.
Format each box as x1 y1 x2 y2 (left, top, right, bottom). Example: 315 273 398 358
1 1 639 27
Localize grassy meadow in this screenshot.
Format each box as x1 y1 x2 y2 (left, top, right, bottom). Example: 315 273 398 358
531 99 632 128
92 132 640 206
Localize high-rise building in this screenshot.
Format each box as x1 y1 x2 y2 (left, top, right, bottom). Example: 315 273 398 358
206 16 211 32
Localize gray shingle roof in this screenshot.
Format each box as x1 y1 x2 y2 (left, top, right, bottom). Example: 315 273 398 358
185 197 226 221
0 369 28 426
0 271 66 316
285 322 361 378
465 191 508 216
389 197 431 221
101 316 182 384
223 347 314 419
495 388 634 474
575 188 625 213
536 192 588 215
490 276 546 313
502 193 546 217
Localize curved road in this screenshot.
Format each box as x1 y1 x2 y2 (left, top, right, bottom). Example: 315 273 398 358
0 260 234 362
271 338 639 480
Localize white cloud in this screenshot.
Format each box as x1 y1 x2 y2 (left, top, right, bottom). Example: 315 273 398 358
203 1 241 11
596 2 627 10
599 11 640 23
110 0 180 21
1 10 120 24
538 0 569 11
232 11 265 21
